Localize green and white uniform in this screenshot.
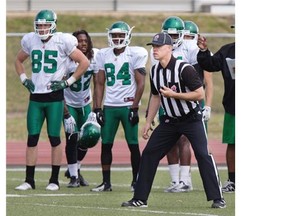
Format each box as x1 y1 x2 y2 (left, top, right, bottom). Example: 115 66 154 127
22 32 77 142
96 46 148 144
64 48 99 131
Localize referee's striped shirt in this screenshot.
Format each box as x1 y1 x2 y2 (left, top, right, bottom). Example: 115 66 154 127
150 56 203 118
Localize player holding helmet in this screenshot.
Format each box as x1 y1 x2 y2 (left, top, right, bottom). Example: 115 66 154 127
14 10 89 191
62 29 100 188
89 21 148 192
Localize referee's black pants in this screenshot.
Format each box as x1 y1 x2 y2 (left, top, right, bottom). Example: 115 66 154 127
133 113 223 202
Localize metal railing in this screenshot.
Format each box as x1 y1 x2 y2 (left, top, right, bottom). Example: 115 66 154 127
7 0 235 13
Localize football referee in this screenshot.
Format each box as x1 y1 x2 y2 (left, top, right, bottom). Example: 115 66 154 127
121 32 226 209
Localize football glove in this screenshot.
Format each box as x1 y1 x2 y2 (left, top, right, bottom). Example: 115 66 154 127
94 108 105 127
23 79 35 93
128 107 139 126
50 80 68 92
202 106 211 121
86 111 97 122
64 114 76 134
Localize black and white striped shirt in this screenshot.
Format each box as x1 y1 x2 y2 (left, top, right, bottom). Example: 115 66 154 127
150 56 203 118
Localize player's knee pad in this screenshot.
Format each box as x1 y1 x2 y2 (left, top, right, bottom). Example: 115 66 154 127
101 144 113 165
48 136 61 147
27 134 40 147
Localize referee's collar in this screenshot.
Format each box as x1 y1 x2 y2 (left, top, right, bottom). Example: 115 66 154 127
159 55 177 69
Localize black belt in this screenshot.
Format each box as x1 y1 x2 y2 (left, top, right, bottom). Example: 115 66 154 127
160 110 199 124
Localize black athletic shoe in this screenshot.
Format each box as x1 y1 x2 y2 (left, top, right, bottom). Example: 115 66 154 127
211 198 226 208
222 180 235 193
64 169 71 178
78 171 89 186
67 176 80 188
91 182 112 192
131 181 136 192
121 199 148 207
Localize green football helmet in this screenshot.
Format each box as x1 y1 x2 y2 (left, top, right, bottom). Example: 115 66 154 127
161 16 185 49
78 121 101 149
107 21 134 49
34 9 57 40
184 21 199 38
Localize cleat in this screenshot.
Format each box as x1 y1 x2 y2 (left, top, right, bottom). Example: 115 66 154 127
164 181 179 192
170 181 192 193
211 198 226 208
131 181 136 192
91 182 112 192
78 171 89 186
46 183 59 191
64 169 71 178
222 180 235 193
121 199 148 207
67 176 80 188
15 182 34 191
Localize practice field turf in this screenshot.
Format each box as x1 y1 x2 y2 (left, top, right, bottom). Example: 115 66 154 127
6 167 235 216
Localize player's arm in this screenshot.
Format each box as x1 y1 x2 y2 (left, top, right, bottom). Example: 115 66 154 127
68 48 90 85
197 35 222 72
91 73 97 110
15 49 35 93
131 68 146 108
15 49 29 78
203 70 213 107
95 69 105 108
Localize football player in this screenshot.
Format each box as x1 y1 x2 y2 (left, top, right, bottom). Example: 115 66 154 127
63 29 100 188
90 21 148 192
14 9 89 191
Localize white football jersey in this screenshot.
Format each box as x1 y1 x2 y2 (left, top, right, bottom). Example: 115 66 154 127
64 48 99 108
150 40 199 66
21 32 78 94
96 46 148 107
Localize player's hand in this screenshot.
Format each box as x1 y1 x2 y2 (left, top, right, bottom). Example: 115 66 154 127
22 79 35 93
64 114 76 134
94 108 105 127
197 35 208 51
86 111 97 122
50 80 68 91
202 106 211 121
128 107 139 126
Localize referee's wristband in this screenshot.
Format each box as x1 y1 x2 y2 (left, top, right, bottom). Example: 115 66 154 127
19 73 27 83
66 76 77 86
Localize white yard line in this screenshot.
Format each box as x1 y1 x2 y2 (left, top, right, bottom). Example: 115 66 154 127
6 201 220 216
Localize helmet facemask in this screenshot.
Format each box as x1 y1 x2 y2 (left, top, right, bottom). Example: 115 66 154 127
107 22 134 49
183 21 199 41
162 28 184 49
34 10 57 40
34 21 56 40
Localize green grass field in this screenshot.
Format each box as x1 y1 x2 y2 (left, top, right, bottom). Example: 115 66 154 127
7 167 235 216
